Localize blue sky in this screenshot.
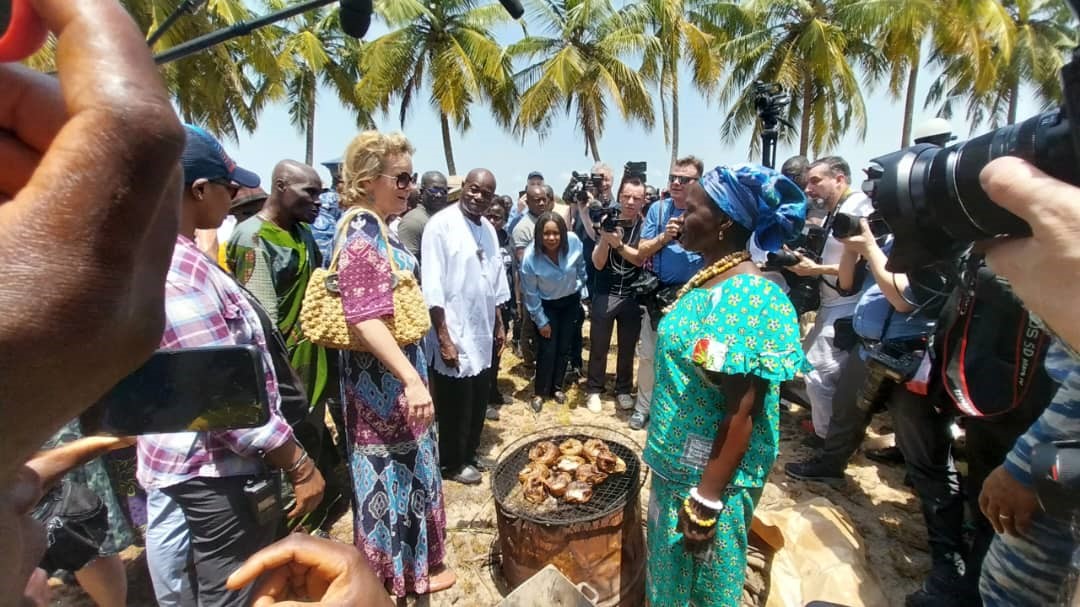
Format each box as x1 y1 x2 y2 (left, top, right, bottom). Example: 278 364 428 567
223 17 1045 193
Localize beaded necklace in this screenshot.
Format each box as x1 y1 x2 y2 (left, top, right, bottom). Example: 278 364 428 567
662 250 752 315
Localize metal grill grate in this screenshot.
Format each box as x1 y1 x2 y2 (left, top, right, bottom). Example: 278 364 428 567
492 425 642 525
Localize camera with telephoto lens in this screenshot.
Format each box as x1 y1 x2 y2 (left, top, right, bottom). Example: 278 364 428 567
831 211 893 240
863 3 1080 273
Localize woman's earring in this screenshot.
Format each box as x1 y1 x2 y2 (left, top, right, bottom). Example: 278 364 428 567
717 231 725 241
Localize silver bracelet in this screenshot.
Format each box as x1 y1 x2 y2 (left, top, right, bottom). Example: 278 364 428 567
285 450 310 475
689 487 726 512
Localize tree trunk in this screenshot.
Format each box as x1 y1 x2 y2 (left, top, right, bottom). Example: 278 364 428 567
670 70 680 166
587 129 601 162
440 113 457 176
901 55 920 147
799 74 813 156
305 81 316 166
1007 77 1019 125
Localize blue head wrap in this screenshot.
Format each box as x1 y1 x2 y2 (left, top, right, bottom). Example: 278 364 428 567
699 163 807 252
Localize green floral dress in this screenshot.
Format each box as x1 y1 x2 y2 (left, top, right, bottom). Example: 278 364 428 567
643 273 809 607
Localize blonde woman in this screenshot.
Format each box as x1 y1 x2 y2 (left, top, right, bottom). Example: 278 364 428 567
333 131 453 596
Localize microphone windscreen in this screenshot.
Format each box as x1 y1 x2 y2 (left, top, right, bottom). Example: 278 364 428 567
339 0 372 38
499 0 524 19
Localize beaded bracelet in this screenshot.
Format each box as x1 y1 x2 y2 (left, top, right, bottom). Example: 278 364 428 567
682 497 717 528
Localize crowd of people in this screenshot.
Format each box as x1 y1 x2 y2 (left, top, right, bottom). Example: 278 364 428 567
4 2 1080 607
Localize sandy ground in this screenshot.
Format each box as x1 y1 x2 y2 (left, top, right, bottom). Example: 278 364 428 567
51 330 929 606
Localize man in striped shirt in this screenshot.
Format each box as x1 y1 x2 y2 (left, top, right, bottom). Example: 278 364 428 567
978 340 1080 606
137 125 324 607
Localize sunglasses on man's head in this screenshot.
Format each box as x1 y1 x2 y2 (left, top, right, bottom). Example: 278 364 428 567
668 174 698 185
208 178 240 198
381 172 418 190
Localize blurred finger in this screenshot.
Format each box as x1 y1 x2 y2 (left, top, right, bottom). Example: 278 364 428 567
980 156 1080 240
1014 507 1034 535
248 566 290 604
0 64 64 152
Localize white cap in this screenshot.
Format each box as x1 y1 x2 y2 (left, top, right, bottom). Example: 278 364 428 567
912 117 954 143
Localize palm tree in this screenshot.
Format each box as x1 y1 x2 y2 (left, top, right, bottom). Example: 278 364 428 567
927 0 1073 130
642 0 732 164
843 0 938 146
710 0 882 158
355 0 517 174
260 2 370 165
26 0 281 142
510 0 656 161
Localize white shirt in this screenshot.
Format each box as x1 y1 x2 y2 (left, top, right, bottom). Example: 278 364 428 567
819 191 874 308
421 204 511 378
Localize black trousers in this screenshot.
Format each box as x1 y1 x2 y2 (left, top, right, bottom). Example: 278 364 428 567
816 351 968 581
431 366 493 472
534 294 580 397
817 351 871 468
162 475 282 607
586 292 642 395
569 301 585 370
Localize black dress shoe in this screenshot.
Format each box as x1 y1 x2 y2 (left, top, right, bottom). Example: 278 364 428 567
485 406 501 421
553 391 567 404
531 396 544 412
446 465 482 485
468 460 490 473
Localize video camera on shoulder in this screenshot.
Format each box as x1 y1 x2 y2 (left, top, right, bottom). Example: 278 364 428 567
567 170 605 204
623 161 647 182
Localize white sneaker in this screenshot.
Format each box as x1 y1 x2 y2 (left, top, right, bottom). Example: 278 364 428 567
586 393 603 413
616 394 635 410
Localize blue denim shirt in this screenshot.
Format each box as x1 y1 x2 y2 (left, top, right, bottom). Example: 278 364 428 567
311 191 342 267
520 232 587 328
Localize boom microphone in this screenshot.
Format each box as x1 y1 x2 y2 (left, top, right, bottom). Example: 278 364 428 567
498 0 524 19
338 0 372 38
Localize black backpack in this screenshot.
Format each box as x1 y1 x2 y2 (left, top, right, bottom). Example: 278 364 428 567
934 262 1059 419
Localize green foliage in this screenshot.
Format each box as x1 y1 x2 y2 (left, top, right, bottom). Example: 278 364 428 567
22 0 1078 159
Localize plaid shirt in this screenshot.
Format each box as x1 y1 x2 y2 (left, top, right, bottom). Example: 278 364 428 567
137 235 293 490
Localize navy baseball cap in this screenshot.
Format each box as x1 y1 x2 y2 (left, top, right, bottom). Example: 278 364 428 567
527 170 544 180
180 125 260 188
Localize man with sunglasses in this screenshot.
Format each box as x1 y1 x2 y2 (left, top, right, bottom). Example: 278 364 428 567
398 171 449 265
613 156 705 430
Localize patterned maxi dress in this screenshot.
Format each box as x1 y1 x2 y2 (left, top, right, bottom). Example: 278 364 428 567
643 274 810 606
336 210 447 595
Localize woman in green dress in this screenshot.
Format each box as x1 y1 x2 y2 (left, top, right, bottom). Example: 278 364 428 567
642 164 810 606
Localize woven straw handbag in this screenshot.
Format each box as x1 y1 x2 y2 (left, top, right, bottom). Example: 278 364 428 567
300 208 430 351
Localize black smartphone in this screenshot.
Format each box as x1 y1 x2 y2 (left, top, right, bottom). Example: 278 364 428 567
82 345 271 435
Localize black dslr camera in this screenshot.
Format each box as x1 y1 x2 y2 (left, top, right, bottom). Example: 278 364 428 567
863 0 1080 273
764 223 829 314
